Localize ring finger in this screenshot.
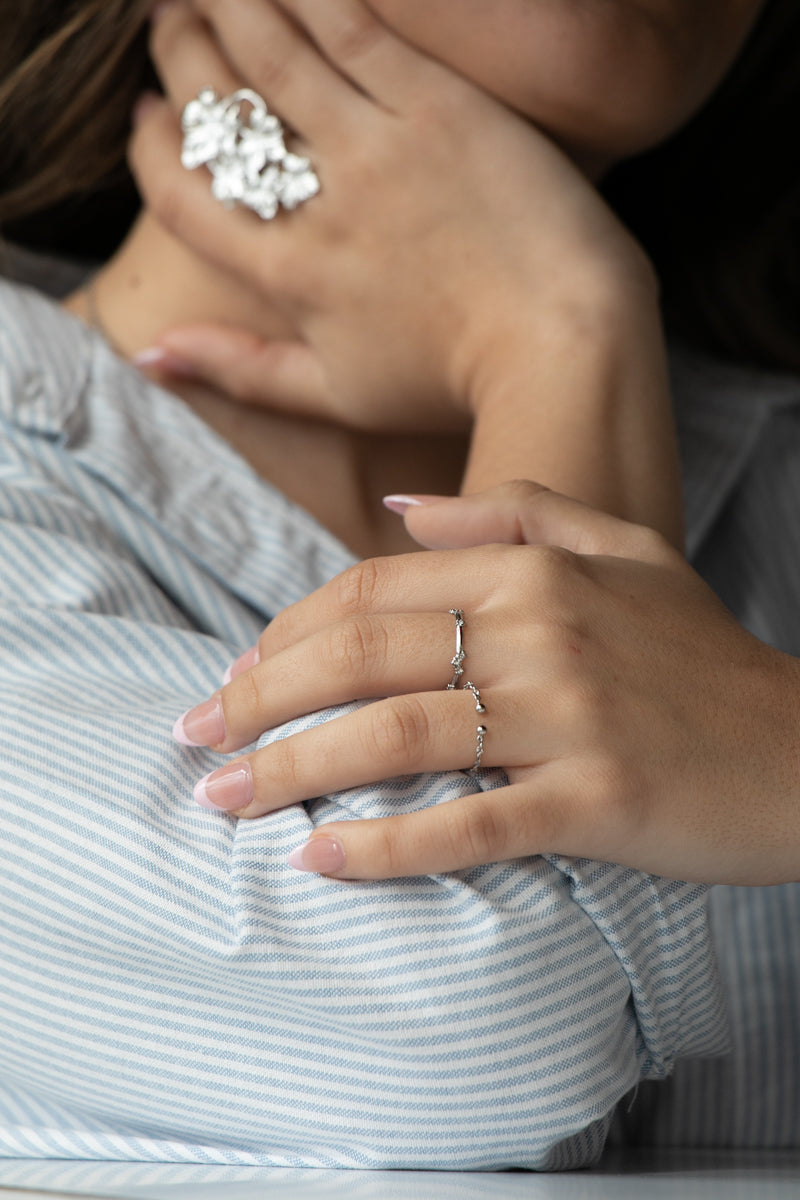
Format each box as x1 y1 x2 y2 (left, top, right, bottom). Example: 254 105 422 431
151 0 366 144
192 685 513 818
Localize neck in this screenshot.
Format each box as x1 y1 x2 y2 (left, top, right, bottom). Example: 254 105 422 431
66 210 297 358
63 212 468 559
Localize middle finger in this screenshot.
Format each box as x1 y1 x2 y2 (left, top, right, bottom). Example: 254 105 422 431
175 610 500 752
181 0 369 143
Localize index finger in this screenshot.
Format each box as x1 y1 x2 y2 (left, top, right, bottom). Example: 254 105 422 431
256 544 516 660
201 0 451 114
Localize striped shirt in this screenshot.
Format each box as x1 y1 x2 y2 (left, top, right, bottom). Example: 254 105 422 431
0 273 788 1168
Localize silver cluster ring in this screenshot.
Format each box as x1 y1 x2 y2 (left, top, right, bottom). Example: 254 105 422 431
181 87 320 221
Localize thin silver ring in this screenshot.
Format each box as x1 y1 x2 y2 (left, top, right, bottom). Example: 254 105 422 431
446 608 466 689
463 681 487 775
181 87 320 221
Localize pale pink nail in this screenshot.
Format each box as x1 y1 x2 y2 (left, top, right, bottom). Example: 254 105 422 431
222 644 260 686
172 695 225 747
194 762 254 812
132 346 197 378
287 837 346 874
382 494 448 515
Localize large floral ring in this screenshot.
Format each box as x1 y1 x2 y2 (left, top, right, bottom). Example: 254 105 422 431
181 87 320 221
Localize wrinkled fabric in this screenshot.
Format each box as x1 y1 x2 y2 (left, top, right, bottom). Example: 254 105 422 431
0 280 728 1168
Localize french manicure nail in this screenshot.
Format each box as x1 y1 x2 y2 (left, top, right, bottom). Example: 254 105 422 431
222 644 260 686
194 762 254 812
382 494 448 515
172 695 225 747
132 346 197 378
287 837 346 874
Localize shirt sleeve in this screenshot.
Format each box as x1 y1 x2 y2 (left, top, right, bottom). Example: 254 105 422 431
0 288 728 1171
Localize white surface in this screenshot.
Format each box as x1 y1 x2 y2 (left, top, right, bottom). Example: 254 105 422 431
1 1152 800 1200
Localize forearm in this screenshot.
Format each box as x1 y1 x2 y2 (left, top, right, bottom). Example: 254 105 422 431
460 266 684 549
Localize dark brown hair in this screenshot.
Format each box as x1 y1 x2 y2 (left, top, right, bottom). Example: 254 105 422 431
1 0 799 370
0 0 152 256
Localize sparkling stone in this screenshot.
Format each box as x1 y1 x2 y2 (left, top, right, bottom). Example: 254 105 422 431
278 167 320 210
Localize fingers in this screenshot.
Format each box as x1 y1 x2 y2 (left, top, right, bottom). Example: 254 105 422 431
399 481 681 563
286 779 564 879
175 611 500 754
269 0 450 110
184 0 369 141
253 547 515 661
254 483 678 665
150 0 241 111
144 325 331 413
190 688 519 818
129 93 267 284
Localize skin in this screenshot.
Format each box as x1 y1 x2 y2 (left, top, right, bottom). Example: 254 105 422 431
73 0 798 885
365 0 768 167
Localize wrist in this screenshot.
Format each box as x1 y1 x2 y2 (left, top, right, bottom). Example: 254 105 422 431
456 254 683 545
456 249 660 420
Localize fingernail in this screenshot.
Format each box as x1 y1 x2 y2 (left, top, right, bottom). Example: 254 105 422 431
288 837 346 874
132 90 162 128
172 695 225 747
382 494 448 515
194 762 254 812
132 346 197 378
223 644 260 686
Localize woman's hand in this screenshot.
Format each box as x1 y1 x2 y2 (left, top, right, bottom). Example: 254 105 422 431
132 0 682 539
173 482 800 887
131 0 654 434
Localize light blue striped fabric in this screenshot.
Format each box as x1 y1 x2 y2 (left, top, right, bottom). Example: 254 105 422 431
612 355 800 1151
0 278 731 1169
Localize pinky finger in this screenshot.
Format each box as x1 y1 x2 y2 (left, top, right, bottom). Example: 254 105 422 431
287 779 564 879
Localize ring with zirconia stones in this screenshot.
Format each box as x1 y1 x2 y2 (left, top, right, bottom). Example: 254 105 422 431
181 87 320 221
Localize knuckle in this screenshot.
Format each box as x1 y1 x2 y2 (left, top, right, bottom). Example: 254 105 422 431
532 542 582 579
334 557 386 616
247 44 296 98
326 8 384 63
267 735 304 795
234 663 268 720
503 478 550 506
321 616 386 683
552 670 606 736
582 747 639 820
367 697 431 768
450 801 505 866
527 544 586 603
369 817 404 877
628 523 679 564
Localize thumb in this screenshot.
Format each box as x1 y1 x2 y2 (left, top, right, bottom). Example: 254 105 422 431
135 324 332 415
389 480 678 561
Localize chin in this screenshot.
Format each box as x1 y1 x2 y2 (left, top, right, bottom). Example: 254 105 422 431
368 0 766 165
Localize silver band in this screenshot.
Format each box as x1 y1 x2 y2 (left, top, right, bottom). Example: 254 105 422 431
181 87 320 221
446 608 466 689
463 681 487 774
